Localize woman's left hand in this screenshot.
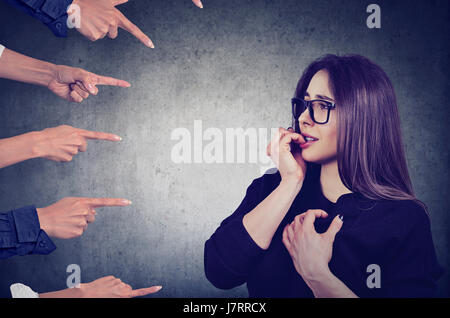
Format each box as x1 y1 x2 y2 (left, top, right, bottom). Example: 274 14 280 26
282 209 343 283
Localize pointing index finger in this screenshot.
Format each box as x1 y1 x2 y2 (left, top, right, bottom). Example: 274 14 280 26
77 129 122 141
95 75 131 87
131 286 162 297
116 10 153 48
84 198 132 207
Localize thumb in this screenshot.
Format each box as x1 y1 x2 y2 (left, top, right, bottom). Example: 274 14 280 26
73 69 97 95
324 214 343 242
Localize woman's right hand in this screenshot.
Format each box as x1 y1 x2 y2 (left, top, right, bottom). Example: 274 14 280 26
266 127 307 183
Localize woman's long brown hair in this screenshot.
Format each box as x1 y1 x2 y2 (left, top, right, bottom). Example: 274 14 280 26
294 54 429 214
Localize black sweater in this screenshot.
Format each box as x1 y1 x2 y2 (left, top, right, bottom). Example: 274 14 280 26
204 166 444 297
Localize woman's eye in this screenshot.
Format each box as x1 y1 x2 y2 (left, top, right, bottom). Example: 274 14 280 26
319 102 328 109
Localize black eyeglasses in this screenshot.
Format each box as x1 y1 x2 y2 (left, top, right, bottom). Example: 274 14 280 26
291 97 336 131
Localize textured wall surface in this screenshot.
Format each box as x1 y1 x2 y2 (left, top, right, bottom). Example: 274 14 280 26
0 0 448 297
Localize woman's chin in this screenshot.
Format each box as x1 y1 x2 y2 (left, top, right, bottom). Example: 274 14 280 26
301 148 334 165
300 149 316 162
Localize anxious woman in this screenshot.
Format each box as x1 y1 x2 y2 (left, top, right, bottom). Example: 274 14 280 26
204 54 444 297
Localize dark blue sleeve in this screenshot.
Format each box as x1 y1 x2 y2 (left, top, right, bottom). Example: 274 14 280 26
0 205 56 259
204 176 271 290
379 204 445 297
2 0 73 37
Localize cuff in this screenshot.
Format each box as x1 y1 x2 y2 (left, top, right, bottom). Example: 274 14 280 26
21 0 46 10
215 215 266 275
41 0 73 19
11 205 41 243
33 230 57 255
46 15 68 37
41 0 73 37
233 216 266 260
11 205 56 255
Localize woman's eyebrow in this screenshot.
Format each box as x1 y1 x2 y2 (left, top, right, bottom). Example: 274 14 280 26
305 91 335 102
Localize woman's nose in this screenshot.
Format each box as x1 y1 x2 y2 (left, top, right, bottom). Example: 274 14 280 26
299 108 313 127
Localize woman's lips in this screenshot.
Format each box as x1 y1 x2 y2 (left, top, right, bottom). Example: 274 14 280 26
300 139 318 148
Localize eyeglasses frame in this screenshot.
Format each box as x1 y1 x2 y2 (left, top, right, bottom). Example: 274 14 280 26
291 97 336 132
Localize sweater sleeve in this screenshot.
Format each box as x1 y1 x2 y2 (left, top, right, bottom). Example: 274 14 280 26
204 174 275 290
378 203 445 297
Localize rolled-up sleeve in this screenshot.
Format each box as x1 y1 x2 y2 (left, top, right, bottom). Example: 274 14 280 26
204 177 269 290
2 0 73 37
0 205 56 259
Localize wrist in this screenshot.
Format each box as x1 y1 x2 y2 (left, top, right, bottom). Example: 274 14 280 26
73 284 85 298
280 176 303 192
36 207 53 236
304 266 333 291
44 63 59 87
28 130 46 159
30 60 58 87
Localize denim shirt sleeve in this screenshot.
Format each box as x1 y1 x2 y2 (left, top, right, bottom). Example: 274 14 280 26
2 0 74 37
0 205 56 259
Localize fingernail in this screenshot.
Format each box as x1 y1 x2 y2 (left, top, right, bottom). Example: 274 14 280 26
156 286 162 290
87 83 95 93
113 135 122 141
198 1 203 8
338 214 344 221
122 199 132 205
147 39 154 48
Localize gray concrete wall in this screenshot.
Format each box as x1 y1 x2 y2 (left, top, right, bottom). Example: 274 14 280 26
0 0 448 297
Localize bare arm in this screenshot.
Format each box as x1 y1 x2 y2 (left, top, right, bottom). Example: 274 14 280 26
39 288 83 298
243 127 307 249
0 132 40 169
243 178 302 249
39 276 162 298
0 48 57 87
307 269 358 298
0 125 122 169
